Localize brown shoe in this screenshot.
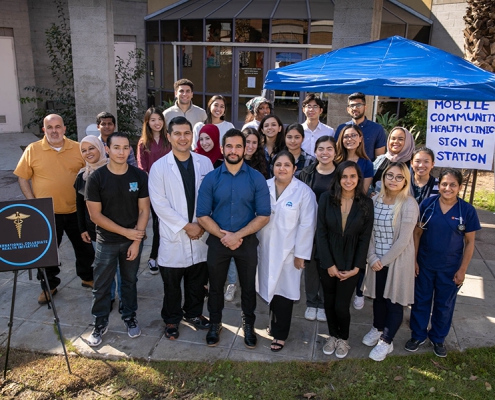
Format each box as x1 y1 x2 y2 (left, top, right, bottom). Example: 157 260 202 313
81 280 94 288
38 288 58 305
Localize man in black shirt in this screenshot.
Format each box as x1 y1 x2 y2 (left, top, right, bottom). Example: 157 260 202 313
85 132 150 347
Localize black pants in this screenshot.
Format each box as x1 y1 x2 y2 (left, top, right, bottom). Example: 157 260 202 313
269 295 294 341
373 267 404 344
207 234 258 325
38 212 94 290
318 266 360 340
159 262 208 324
150 206 160 260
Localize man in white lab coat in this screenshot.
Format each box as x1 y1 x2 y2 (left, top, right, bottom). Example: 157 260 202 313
149 116 214 340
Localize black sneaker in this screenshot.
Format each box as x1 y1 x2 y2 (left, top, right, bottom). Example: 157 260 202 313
184 315 210 330
165 323 179 340
432 342 447 358
404 338 426 352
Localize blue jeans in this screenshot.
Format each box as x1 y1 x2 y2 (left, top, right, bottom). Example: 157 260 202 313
91 241 143 326
93 241 121 301
227 258 237 285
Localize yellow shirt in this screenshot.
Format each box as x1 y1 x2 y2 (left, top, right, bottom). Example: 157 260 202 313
14 136 85 214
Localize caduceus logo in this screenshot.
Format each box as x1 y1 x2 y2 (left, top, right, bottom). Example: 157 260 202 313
5 211 31 239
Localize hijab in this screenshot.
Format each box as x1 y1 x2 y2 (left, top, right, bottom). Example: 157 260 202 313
79 135 108 180
194 124 223 165
385 126 415 163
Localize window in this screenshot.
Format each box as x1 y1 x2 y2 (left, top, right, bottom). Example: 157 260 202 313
235 20 269 43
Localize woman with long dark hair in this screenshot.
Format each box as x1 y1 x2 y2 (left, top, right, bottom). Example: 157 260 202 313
243 127 269 179
192 95 234 149
298 135 337 323
335 124 373 193
137 106 171 274
284 123 315 178
259 114 285 163
335 124 374 310
316 160 374 359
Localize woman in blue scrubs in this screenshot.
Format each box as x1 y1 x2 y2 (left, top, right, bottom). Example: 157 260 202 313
405 169 481 357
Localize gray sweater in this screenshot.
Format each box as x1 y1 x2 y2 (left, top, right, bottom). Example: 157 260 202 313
362 195 419 306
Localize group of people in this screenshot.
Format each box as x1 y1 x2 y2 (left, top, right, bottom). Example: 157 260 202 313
14 80 480 361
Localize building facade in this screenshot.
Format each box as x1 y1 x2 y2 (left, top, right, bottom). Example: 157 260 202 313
0 0 468 135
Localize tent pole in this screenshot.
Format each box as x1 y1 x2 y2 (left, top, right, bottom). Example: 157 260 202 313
372 96 378 122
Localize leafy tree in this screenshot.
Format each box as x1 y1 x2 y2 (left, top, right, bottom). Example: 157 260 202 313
402 99 427 144
115 49 147 137
375 111 400 134
20 0 76 138
21 0 147 140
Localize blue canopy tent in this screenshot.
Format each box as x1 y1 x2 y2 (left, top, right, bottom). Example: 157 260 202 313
263 36 495 101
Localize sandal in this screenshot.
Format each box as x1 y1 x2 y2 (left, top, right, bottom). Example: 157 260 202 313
271 339 285 352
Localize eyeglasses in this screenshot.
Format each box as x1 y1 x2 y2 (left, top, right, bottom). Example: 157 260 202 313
304 105 320 110
343 133 359 140
348 103 365 109
384 173 405 182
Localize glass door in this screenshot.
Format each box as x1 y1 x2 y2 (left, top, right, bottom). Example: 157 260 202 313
233 48 268 128
270 49 306 124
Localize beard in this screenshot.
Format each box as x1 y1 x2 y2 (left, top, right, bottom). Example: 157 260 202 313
225 154 243 165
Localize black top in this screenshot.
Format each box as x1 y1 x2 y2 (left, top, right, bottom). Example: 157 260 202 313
316 192 374 271
85 165 149 243
411 174 439 205
298 161 336 203
175 155 196 223
74 172 96 241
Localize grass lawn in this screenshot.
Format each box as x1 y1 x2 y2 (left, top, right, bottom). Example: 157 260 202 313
473 189 495 213
1 346 494 399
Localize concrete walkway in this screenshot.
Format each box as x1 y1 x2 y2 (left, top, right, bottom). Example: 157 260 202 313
0 133 494 363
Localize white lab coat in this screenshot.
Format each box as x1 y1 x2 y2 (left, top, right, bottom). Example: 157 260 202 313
256 177 317 303
149 152 213 268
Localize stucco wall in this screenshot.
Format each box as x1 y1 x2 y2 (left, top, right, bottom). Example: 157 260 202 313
430 0 466 57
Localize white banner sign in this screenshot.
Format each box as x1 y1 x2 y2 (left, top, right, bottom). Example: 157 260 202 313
426 100 495 170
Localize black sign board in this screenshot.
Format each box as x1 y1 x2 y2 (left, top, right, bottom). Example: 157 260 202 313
0 198 58 272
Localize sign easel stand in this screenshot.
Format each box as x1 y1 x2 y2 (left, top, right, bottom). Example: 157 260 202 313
3 268 72 379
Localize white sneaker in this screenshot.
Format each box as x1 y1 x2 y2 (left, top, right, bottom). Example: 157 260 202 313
316 308 327 322
224 284 236 302
304 307 317 321
362 327 383 346
353 295 364 310
323 336 337 355
335 339 350 359
369 339 394 361
87 324 108 347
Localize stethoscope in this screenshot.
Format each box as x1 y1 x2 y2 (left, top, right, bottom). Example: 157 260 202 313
419 196 466 232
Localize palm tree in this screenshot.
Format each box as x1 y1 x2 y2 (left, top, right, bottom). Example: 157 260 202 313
464 0 495 72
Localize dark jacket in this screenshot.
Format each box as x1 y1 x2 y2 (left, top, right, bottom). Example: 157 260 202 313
298 161 318 186
316 191 374 271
